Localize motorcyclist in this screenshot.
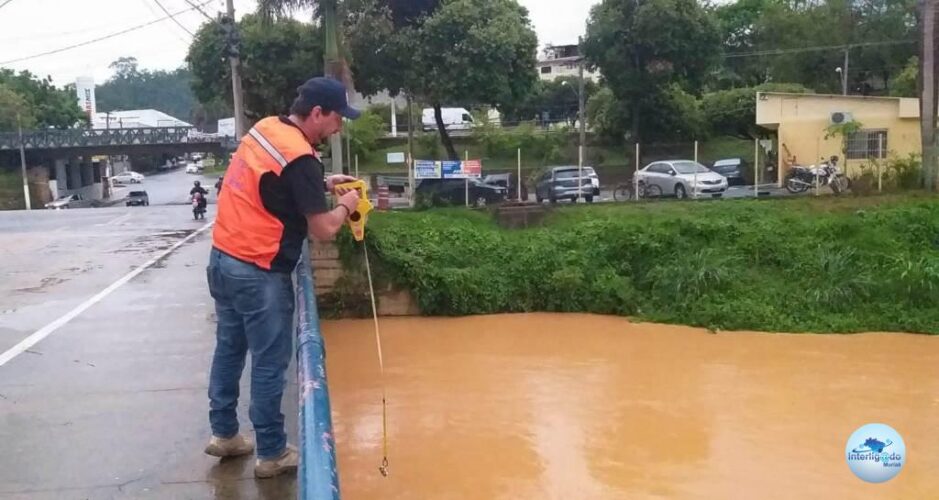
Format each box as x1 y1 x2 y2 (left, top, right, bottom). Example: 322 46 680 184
191 180 208 209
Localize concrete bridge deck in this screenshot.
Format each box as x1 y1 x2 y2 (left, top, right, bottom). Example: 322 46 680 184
0 206 295 499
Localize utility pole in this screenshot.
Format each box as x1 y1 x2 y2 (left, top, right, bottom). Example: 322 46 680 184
842 48 849 95
323 0 344 175
921 0 937 190
390 99 398 138
17 113 30 210
225 0 246 138
407 96 415 207
578 36 586 201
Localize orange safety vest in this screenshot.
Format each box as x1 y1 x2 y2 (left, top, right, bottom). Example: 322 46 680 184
213 116 316 271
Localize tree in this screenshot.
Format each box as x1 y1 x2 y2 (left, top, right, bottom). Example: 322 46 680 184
711 0 774 87
702 83 810 139
110 57 141 80
187 14 324 122
890 56 918 97
96 57 198 122
500 77 600 126
0 69 86 129
0 83 36 131
583 0 720 144
347 0 538 160
345 110 385 160
586 86 627 141
713 0 917 94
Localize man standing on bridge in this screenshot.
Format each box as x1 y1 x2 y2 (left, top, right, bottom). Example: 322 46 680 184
204 77 362 478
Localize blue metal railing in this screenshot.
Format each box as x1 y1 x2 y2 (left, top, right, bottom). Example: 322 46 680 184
295 243 341 499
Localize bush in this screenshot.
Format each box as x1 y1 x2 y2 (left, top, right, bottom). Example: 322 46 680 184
415 131 443 159
338 196 939 333
854 154 922 193
346 110 384 161
888 154 922 190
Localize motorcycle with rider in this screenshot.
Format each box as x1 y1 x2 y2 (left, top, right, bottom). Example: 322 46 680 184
190 180 208 220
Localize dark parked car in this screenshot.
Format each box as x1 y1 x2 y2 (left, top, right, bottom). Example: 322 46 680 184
415 178 507 207
710 158 749 186
482 173 528 201
126 190 150 206
534 166 597 203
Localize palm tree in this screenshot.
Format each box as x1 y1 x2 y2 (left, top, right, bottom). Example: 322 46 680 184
257 0 345 173
257 0 344 80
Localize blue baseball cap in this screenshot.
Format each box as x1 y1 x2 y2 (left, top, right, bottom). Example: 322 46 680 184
294 77 361 119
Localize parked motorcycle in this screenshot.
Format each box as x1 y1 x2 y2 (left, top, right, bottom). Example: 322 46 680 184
784 156 851 195
192 192 206 220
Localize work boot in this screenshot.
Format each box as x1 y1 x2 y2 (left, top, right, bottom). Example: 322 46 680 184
254 444 299 479
204 434 255 458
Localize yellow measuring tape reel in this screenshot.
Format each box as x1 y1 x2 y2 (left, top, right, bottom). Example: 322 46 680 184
335 180 389 477
336 179 373 241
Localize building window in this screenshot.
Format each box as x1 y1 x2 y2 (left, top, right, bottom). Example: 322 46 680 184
540 66 552 74
846 129 888 160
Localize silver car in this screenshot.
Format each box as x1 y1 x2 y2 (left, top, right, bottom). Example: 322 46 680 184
636 160 728 199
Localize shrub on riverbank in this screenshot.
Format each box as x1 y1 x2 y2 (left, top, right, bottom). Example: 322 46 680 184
337 194 939 333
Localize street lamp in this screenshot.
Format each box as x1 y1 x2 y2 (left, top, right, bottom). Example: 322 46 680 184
835 67 846 96
560 80 581 124
561 50 587 201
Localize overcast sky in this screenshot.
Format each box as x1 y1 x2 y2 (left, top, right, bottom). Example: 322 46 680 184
0 0 599 88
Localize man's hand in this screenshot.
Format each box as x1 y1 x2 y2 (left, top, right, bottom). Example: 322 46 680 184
326 174 359 194
338 189 360 213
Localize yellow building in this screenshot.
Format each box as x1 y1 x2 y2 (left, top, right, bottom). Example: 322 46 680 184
756 92 921 183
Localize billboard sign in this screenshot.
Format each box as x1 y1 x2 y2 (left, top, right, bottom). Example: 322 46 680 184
414 160 442 179
414 159 483 179
75 77 96 119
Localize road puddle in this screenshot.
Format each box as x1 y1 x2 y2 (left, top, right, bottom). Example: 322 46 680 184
323 313 939 500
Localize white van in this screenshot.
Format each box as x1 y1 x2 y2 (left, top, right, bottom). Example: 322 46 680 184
422 107 474 132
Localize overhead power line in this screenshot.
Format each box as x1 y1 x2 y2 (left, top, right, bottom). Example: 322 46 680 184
182 0 215 21
0 0 15 11
724 39 916 59
151 0 196 37
0 0 212 65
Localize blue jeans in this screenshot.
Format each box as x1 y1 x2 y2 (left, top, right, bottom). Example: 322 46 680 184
206 248 294 460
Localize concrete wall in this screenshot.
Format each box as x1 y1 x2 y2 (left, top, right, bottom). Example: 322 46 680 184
312 240 419 317
757 93 921 182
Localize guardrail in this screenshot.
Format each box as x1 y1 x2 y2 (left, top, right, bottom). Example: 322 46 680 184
295 243 341 499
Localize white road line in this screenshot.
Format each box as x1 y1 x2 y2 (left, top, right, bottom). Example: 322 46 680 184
0 220 215 367
98 212 133 227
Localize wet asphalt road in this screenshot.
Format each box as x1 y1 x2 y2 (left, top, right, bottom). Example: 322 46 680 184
112 168 220 207
0 205 298 499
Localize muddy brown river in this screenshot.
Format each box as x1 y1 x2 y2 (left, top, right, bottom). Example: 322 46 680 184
322 313 939 499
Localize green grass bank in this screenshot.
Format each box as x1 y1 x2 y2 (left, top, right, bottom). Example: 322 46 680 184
335 194 939 334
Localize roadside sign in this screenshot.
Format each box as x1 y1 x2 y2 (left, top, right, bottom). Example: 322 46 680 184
440 161 463 178
415 160 441 179
387 152 406 164
414 159 483 179
441 159 482 179
462 160 482 178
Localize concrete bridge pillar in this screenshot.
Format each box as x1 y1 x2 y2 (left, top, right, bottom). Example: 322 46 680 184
67 158 81 191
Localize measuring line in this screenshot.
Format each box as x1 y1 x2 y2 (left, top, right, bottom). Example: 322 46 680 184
0 221 214 367
363 243 390 476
